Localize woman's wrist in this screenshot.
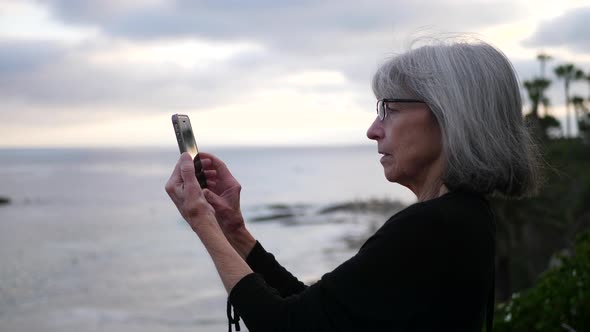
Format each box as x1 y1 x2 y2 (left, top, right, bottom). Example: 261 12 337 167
226 226 257 260
190 214 222 235
190 215 253 293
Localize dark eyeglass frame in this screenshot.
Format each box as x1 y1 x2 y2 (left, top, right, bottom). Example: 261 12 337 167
376 98 426 120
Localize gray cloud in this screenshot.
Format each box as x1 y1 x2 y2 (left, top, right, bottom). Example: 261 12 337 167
0 40 275 110
0 40 65 74
40 0 525 49
37 0 528 85
524 6 590 53
0 0 530 123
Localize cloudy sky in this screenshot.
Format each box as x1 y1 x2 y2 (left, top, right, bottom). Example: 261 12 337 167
1 0 589 148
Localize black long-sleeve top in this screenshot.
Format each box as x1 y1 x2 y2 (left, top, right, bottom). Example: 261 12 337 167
228 190 496 331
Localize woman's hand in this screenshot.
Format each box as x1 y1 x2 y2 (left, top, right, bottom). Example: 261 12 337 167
166 153 253 293
165 152 216 232
199 152 256 259
198 152 246 235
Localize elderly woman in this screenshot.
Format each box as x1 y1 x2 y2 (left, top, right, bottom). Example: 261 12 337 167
166 38 541 332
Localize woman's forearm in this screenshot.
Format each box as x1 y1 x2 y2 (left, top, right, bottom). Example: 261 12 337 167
193 219 254 293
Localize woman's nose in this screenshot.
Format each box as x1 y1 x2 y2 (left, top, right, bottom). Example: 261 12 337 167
366 117 384 141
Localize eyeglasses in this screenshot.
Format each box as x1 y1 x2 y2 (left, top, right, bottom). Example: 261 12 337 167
376 98 426 120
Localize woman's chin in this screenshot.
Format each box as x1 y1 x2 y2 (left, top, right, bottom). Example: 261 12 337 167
383 169 398 183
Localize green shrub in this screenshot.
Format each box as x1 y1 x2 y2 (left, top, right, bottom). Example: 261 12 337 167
493 230 590 332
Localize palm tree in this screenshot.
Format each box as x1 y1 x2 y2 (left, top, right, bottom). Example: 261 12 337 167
537 53 553 79
524 78 553 139
572 96 590 143
572 96 586 126
554 64 585 138
536 53 553 117
524 78 551 118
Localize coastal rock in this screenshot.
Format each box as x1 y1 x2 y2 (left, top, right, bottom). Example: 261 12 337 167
251 213 296 222
319 198 405 216
250 204 309 222
248 199 406 224
0 196 11 205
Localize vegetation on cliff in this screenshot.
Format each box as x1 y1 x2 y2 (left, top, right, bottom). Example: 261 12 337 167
491 54 590 331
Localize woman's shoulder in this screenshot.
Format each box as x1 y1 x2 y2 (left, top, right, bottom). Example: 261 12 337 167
397 190 490 217
383 190 494 235
359 189 495 257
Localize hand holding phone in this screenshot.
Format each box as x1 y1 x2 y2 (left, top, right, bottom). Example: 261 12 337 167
171 114 207 188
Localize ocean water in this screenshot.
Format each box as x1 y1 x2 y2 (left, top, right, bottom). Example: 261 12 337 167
0 146 415 332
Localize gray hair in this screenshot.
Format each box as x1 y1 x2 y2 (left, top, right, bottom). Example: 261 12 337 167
372 37 543 198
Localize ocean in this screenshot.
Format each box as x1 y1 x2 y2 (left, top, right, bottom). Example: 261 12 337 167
0 146 416 332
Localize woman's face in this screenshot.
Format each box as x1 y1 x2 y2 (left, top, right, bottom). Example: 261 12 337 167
366 101 444 195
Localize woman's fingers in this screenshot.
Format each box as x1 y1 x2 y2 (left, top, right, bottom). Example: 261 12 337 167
197 152 241 199
200 157 212 169
202 170 218 189
199 152 231 176
198 152 217 163
204 170 217 178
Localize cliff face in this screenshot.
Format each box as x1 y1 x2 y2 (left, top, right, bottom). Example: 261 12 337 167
491 138 590 301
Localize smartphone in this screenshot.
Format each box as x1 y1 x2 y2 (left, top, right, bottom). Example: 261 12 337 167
171 114 207 188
